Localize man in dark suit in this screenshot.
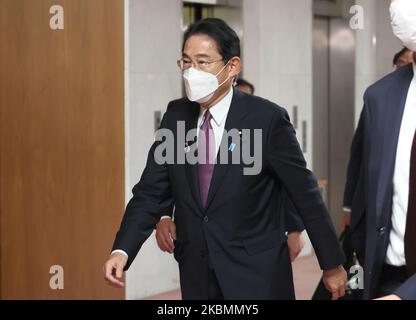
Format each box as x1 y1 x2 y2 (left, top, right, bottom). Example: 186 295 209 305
156 77 306 263
104 18 347 300
342 60 416 300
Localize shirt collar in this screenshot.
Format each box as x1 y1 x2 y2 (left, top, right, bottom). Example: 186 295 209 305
200 87 233 127
413 62 416 77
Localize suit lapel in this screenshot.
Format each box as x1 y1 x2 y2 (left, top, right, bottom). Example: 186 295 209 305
376 65 414 220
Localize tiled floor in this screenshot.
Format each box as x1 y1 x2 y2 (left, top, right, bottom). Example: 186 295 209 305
145 254 322 300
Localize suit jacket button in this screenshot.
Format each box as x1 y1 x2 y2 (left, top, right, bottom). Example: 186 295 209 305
379 227 386 235
204 216 209 223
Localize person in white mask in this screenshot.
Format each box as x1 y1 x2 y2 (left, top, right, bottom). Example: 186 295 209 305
158 35 307 265
105 18 347 300
339 0 416 301
181 55 234 105
391 0 416 52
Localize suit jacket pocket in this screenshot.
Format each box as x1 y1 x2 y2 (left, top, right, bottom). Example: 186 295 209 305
242 229 286 256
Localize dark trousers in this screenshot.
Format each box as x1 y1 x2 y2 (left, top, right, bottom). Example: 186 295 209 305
375 264 409 298
207 254 224 300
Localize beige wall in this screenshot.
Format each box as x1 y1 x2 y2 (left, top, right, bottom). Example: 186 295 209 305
125 0 183 299
242 0 314 256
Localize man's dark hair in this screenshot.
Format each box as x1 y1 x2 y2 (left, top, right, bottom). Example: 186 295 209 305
393 47 411 66
236 78 255 94
182 18 240 62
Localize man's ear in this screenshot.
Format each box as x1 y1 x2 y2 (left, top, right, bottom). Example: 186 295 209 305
229 56 241 78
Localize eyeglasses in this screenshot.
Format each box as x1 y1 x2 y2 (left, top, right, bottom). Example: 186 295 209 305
177 58 224 71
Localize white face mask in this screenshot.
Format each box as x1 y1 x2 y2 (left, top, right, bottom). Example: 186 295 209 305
183 62 230 104
391 0 416 52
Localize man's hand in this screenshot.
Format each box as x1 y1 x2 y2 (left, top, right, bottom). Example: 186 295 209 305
156 218 176 254
340 210 351 230
322 265 348 300
103 252 127 288
287 231 305 262
375 295 402 300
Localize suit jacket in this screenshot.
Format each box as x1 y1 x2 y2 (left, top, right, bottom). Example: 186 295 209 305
113 88 344 300
282 187 305 233
343 63 416 300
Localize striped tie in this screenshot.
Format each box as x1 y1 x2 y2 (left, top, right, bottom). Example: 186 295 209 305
198 111 215 208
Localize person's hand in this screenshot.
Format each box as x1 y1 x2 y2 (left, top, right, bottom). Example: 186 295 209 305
322 265 348 300
374 295 402 300
340 210 351 230
156 218 176 254
287 231 305 262
103 252 127 288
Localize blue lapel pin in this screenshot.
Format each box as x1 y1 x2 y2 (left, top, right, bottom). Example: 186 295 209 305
229 143 237 152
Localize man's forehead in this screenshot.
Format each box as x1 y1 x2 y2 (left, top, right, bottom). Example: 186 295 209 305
183 35 219 56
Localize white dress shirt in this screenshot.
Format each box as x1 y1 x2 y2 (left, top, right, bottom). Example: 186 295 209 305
112 88 234 259
197 87 233 154
386 62 416 266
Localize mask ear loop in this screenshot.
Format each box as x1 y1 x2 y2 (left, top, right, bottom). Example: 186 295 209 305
214 60 230 77
217 60 241 88
216 60 235 88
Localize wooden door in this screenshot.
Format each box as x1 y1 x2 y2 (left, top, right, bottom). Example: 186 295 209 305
0 0 125 299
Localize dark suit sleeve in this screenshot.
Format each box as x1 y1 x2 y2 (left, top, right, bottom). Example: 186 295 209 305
112 104 174 270
282 187 305 233
343 106 365 208
267 108 344 270
394 274 416 300
342 98 368 261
